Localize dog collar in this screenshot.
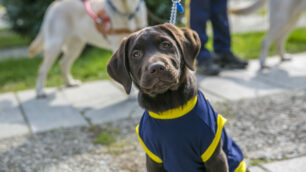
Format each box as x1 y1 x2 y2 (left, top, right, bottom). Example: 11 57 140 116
148 95 198 119
106 0 144 20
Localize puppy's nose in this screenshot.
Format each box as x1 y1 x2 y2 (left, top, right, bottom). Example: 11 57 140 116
148 62 166 74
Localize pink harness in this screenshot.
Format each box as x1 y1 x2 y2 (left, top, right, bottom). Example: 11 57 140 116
83 0 142 35
83 0 110 31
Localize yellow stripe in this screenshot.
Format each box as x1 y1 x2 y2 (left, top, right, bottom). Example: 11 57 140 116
185 0 191 28
201 114 227 162
135 125 163 163
235 160 247 172
148 95 198 119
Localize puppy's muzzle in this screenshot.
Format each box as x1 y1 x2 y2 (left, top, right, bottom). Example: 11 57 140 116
148 61 166 76
140 58 179 93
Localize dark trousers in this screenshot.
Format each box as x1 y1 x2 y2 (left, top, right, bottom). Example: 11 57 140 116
188 0 231 61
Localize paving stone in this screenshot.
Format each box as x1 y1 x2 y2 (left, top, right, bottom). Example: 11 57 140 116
0 93 29 139
129 105 145 119
197 72 286 100
61 80 127 111
0 47 29 61
249 166 266 172
239 53 306 89
196 57 289 100
199 88 226 103
17 88 87 132
256 54 306 89
263 156 306 172
85 98 139 125
274 53 306 72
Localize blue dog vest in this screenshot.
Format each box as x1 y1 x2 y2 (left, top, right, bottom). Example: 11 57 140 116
136 91 246 172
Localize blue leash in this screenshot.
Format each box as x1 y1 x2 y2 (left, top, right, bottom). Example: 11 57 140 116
169 0 184 25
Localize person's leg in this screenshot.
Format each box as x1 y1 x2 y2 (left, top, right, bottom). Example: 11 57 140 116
210 0 231 54
187 0 221 75
188 0 211 61
210 0 248 69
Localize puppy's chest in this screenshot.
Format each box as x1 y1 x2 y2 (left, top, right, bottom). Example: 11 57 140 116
141 108 216 153
138 107 218 170
149 114 208 143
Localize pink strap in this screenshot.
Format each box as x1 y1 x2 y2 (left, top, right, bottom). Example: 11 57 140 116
84 0 99 21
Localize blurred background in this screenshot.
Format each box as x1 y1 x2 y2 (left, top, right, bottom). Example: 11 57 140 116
0 0 305 94
0 0 305 171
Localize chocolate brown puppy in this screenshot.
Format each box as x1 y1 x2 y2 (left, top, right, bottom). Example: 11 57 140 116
107 23 248 172
107 23 199 113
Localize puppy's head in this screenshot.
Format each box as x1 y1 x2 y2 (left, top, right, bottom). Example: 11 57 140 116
107 23 201 97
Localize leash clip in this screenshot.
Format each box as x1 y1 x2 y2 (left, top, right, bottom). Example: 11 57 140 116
176 1 184 13
169 0 184 25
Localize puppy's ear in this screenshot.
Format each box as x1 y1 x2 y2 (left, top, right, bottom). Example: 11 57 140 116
107 37 132 94
158 23 201 71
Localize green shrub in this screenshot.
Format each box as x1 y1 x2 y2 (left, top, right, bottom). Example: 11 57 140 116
1 0 183 39
145 0 185 25
1 0 54 39
0 29 31 49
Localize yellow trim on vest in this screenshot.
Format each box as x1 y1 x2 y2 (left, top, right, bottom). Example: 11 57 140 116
148 95 198 119
185 0 191 28
201 114 227 162
136 125 163 163
235 160 247 172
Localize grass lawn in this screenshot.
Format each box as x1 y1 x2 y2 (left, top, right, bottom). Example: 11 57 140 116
207 27 306 60
0 48 112 93
0 27 306 93
0 29 31 49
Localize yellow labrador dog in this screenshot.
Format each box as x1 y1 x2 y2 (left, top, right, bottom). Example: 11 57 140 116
29 0 147 98
231 0 306 69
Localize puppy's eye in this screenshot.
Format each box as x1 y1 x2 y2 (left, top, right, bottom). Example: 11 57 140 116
160 41 171 49
132 50 142 58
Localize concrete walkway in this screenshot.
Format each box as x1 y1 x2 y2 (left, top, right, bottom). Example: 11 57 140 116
249 156 306 172
1 52 306 137
0 47 29 61
0 53 306 171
